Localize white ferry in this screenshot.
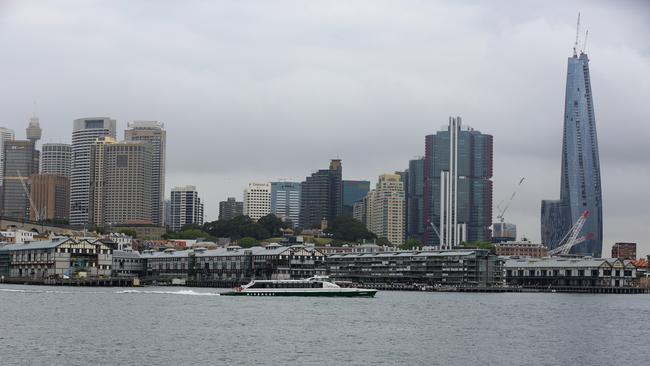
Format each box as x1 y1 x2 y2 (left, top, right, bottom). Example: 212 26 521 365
221 276 377 297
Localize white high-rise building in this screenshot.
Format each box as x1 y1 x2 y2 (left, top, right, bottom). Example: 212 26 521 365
41 143 72 177
70 117 117 227
366 174 405 246
0 127 16 187
243 182 271 221
170 186 204 231
125 121 166 226
439 117 465 250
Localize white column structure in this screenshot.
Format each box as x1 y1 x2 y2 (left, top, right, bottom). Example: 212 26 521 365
440 116 462 250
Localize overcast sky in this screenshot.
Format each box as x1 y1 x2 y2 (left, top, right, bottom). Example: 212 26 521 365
1 0 648 255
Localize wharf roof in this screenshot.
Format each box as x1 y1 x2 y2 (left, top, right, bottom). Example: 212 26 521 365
113 250 142 259
328 250 478 259
140 245 300 259
503 258 624 269
0 237 74 251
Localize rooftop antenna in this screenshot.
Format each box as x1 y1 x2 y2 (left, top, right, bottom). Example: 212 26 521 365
573 12 581 56
582 29 589 54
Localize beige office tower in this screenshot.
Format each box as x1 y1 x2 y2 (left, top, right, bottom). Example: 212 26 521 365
125 121 166 226
89 137 152 227
0 127 16 187
366 174 405 246
70 117 117 227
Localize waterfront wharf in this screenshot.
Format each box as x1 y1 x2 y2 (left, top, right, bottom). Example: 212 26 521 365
0 277 137 287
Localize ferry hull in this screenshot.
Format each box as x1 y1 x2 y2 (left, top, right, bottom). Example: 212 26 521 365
221 290 377 297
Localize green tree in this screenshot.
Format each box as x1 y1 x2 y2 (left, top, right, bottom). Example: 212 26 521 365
238 236 259 248
117 229 137 238
257 214 287 237
324 215 376 243
202 215 270 240
400 238 421 250
376 237 392 246
460 241 496 254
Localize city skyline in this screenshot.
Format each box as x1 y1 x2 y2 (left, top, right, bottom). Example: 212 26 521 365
0 1 648 255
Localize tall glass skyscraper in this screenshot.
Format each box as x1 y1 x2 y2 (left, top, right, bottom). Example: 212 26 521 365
541 50 603 257
423 117 493 247
300 159 342 229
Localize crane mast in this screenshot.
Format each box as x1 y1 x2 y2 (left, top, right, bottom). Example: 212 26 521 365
548 210 590 256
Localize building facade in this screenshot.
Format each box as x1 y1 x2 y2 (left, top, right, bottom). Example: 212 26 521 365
342 180 370 214
300 159 343 229
29 174 70 221
0 127 15 188
611 242 636 260
271 181 301 227
70 117 117 228
2 140 39 219
541 50 603 257
124 121 166 226
41 143 72 177
492 222 517 243
423 117 493 248
170 185 204 231
328 249 502 287
88 138 152 227
406 158 425 241
504 258 636 288
365 174 405 246
0 237 113 279
494 241 548 257
142 244 326 283
243 182 271 221
219 197 243 221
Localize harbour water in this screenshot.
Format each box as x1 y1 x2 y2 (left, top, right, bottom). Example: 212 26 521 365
1 284 648 365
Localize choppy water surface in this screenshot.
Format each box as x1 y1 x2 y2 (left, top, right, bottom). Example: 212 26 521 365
1 284 648 365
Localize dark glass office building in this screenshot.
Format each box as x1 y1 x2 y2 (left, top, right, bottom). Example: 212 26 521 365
342 180 369 215
423 118 493 246
300 159 342 229
2 140 40 219
406 158 425 241
541 50 603 257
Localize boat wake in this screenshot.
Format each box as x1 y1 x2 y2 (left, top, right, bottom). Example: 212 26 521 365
0 288 96 294
116 289 221 296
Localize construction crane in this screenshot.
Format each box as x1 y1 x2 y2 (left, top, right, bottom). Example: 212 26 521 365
549 210 591 256
428 220 444 247
573 12 581 56
17 170 44 222
495 177 525 225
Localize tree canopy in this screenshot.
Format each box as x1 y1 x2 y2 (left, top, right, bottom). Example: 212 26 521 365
324 215 376 243
399 238 421 250
238 236 259 248
460 241 496 254
201 214 289 240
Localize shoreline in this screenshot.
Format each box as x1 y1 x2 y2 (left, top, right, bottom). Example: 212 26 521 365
1 277 649 294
